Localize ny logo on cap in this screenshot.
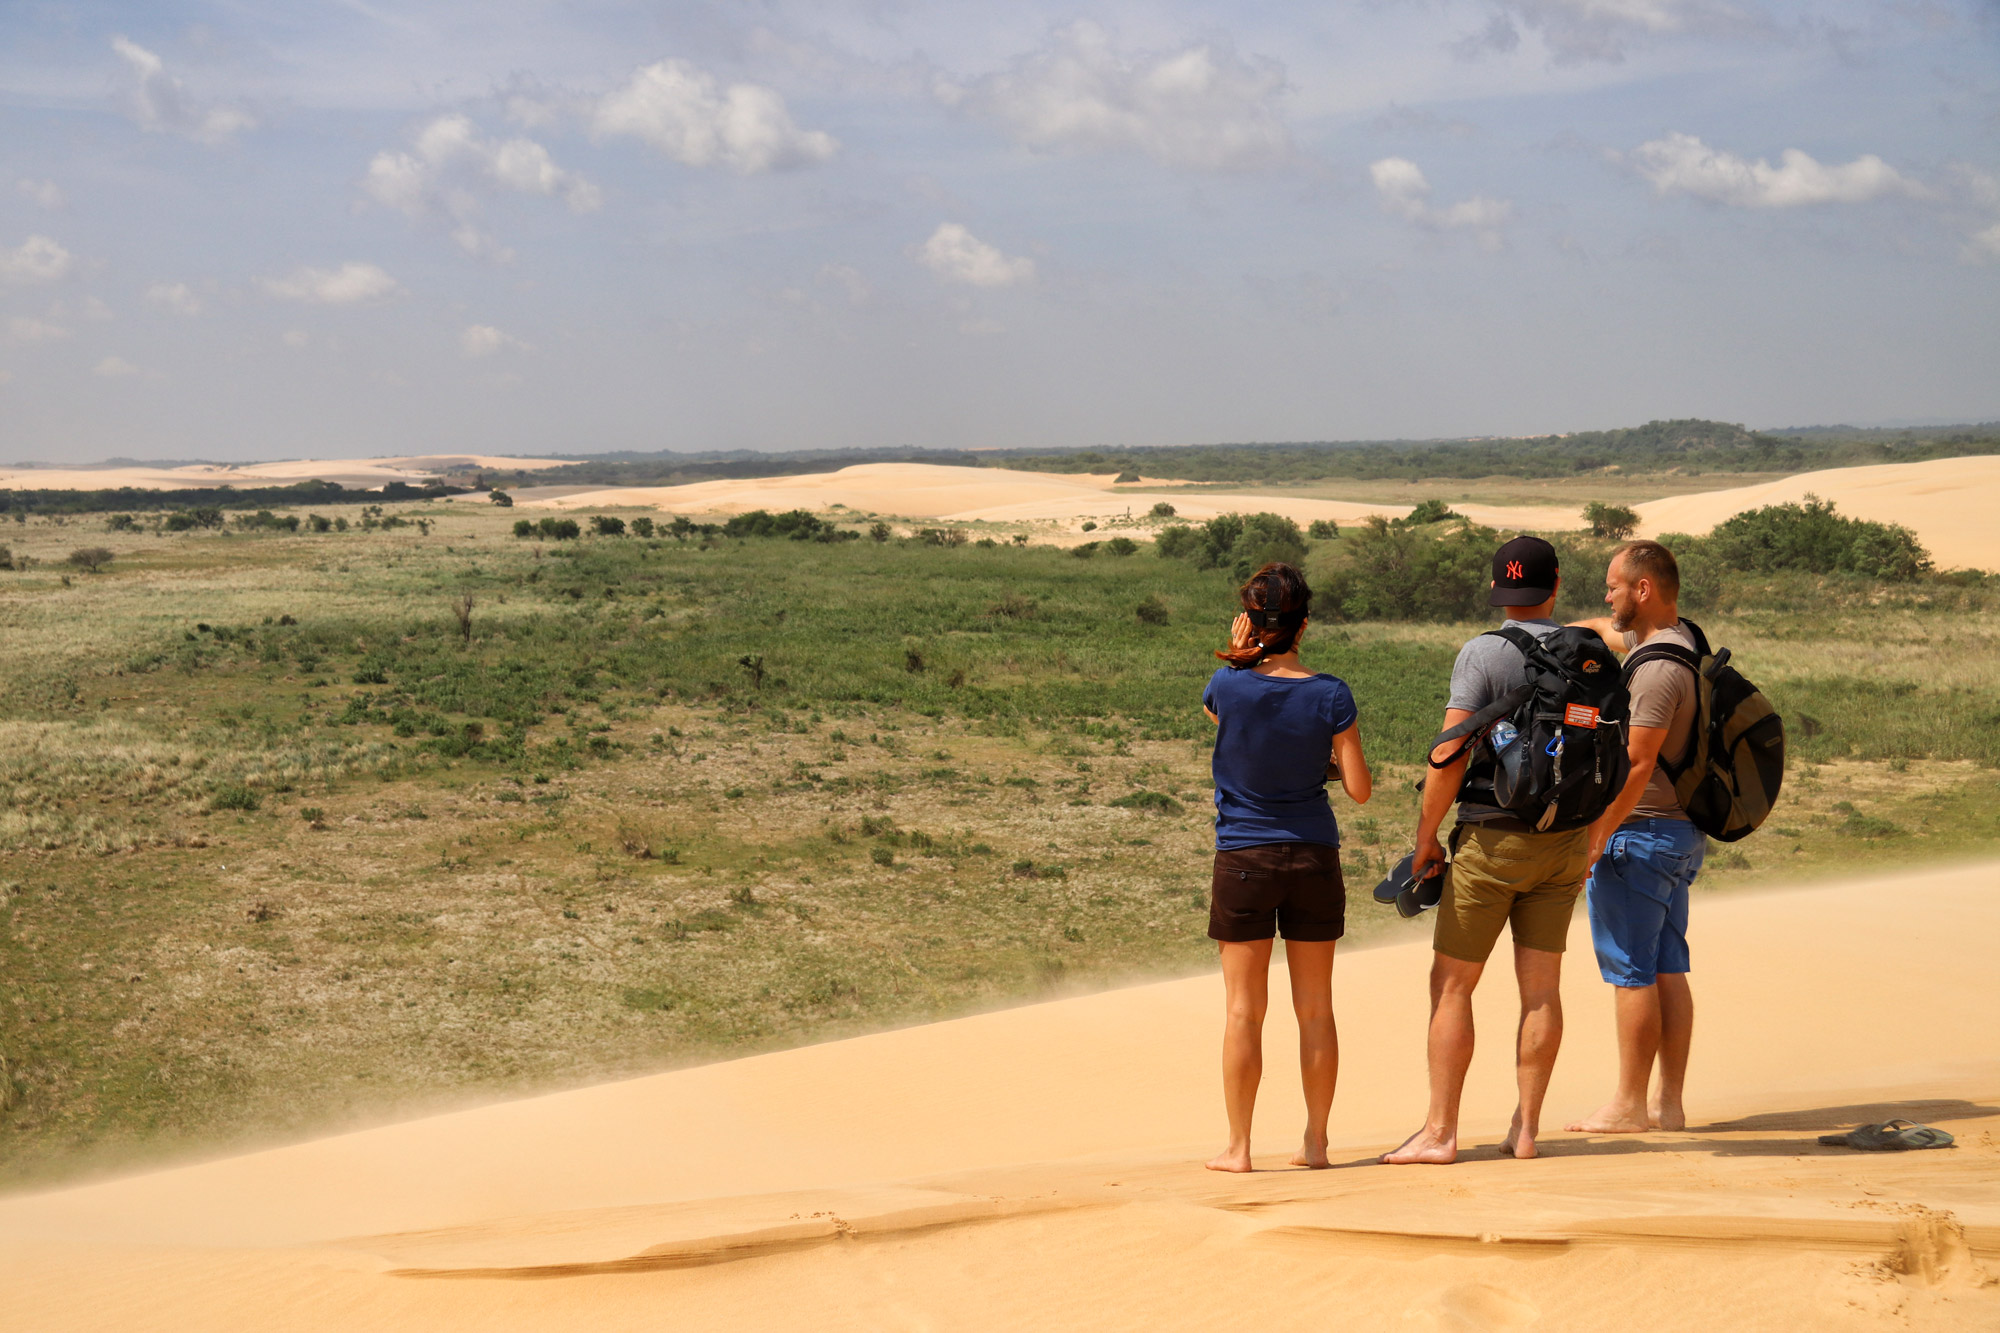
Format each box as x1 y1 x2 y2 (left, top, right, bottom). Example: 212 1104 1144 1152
1506 560 1524 580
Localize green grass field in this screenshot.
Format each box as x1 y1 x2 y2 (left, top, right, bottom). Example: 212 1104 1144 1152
2 503 1996 1187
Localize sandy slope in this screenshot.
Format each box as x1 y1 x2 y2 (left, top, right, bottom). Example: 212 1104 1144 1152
3 863 1995 1331
513 462 1583 536
0 456 563 492
1632 456 2000 570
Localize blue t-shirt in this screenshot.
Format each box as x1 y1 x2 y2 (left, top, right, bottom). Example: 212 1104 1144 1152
1204 667 1359 851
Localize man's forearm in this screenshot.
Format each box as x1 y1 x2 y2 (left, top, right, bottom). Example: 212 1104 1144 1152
1588 762 1653 850
1417 761 1465 844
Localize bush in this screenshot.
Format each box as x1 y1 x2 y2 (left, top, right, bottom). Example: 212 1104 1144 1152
1308 519 1339 540
236 510 300 532
1583 501 1639 539
869 522 891 542
1397 499 1462 526
210 783 261 812
489 490 514 508
307 513 333 533
105 513 138 531
1702 495 1930 581
1149 501 1176 518
1104 536 1138 556
67 547 115 573
513 518 534 538
726 508 857 542
1081 521 1097 532
589 515 627 537
1135 594 1170 625
0 544 12 571
1319 516 1493 621
163 506 224 531
630 516 655 538
1109 790 1183 814
1156 512 1307 579
914 527 969 547
537 516 582 541
1114 471 1141 483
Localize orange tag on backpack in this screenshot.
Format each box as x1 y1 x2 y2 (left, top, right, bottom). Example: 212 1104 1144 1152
1563 703 1601 728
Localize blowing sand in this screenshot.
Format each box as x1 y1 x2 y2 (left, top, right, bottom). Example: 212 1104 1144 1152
3 862 1995 1331
1633 456 2000 571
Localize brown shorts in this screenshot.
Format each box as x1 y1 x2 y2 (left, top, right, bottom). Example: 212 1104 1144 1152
1209 842 1346 943
1432 823 1589 963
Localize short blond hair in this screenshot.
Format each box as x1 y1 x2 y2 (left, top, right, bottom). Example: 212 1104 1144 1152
1615 540 1680 601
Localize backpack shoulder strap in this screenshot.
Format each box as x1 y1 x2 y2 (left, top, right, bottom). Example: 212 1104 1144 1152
1486 623 1543 656
1678 618 1713 658
1624 640 1699 682
1426 682 1534 770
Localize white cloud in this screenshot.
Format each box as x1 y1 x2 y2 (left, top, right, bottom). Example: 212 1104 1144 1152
93 355 144 378
1630 133 1924 208
940 22 1290 171
915 223 1036 288
1 235 73 284
111 36 255 145
1968 224 2000 263
1462 0 1757 65
592 60 837 173
261 262 402 306
17 179 65 209
281 329 310 349
6 316 71 345
819 263 871 305
461 324 529 358
145 281 202 315
362 114 599 260
1949 164 2000 264
1369 158 1513 245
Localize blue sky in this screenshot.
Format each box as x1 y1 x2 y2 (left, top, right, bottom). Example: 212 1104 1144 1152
2 1 1997 462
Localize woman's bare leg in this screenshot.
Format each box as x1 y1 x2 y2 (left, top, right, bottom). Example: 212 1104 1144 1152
1284 939 1339 1167
1207 938 1273 1172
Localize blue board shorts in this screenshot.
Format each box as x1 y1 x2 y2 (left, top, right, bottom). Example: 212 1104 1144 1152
1586 818 1706 988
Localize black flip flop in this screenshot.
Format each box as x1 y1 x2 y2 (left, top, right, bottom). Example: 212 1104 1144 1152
1372 852 1446 919
1816 1119 1955 1151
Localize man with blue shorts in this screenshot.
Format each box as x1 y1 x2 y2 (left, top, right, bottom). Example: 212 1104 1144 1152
1566 541 1704 1135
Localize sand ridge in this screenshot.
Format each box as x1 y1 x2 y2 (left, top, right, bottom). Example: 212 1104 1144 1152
2 862 1995 1329
0 455 564 493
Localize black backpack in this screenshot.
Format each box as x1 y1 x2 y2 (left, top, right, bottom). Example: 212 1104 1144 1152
1429 625 1631 834
1623 620 1785 842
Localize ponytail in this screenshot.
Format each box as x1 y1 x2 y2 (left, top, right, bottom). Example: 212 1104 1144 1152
1216 562 1312 668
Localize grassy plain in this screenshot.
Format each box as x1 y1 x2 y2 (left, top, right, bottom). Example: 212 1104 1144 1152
1 504 1997 1188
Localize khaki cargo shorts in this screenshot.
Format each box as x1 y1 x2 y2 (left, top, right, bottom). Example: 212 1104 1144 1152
1433 824 1590 963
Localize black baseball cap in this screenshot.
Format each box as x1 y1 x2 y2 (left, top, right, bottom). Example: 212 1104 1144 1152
1490 535 1559 607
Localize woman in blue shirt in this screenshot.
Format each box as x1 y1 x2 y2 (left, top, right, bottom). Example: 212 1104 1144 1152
1201 561 1372 1172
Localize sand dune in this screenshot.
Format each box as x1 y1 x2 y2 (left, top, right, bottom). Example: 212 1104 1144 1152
3 862 1995 1330
0 455 562 493
514 462 1583 537
1635 456 2000 570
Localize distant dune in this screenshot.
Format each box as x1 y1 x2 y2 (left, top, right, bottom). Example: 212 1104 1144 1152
0 455 561 492
1 864 1994 1328
1634 455 2000 570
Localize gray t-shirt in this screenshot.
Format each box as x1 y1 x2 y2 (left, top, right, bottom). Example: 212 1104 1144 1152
1447 617 1561 824
1622 621 1698 821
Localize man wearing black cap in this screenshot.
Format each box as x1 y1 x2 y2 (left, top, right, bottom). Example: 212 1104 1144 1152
1382 535 1588 1166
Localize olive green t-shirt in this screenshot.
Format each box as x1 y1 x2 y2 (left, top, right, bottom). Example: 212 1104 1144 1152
1623 621 1698 821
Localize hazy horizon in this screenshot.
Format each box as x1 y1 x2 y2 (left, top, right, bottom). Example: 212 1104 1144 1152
4 1 1998 465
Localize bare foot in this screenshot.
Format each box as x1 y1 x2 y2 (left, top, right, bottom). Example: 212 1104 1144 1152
1564 1102 1652 1134
1499 1112 1538 1159
1380 1126 1457 1165
1206 1146 1254 1173
1649 1098 1686 1131
1290 1139 1331 1169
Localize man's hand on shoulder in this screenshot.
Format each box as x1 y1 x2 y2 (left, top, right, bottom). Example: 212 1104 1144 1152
1566 616 1624 651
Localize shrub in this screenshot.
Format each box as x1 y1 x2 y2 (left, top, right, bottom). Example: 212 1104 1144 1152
726 509 857 542
235 510 299 532
870 846 895 866
630 516 655 538
307 513 333 532
1073 542 1099 559
1307 519 1339 540
489 490 514 507
1081 521 1097 532
1135 594 1170 625
1397 499 1461 526
1149 501 1176 518
589 515 626 537
869 521 891 542
1114 470 1141 483
1319 516 1493 621
1583 501 1639 539
0 544 11 571
914 527 969 547
210 783 261 812
1702 496 1930 581
105 514 138 531
987 593 1037 619
513 518 534 538
1156 512 1307 578
163 506 224 531
1104 536 1138 556
537 516 581 541
67 547 115 573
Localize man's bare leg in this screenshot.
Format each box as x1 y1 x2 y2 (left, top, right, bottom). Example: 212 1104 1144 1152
1564 981 1659 1135
1650 972 1692 1130
1207 939 1273 1172
1284 939 1339 1168
1382 953 1484 1165
1501 945 1564 1158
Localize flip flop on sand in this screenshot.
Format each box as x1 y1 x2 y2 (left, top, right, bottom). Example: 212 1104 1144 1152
1815 1119 1955 1151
